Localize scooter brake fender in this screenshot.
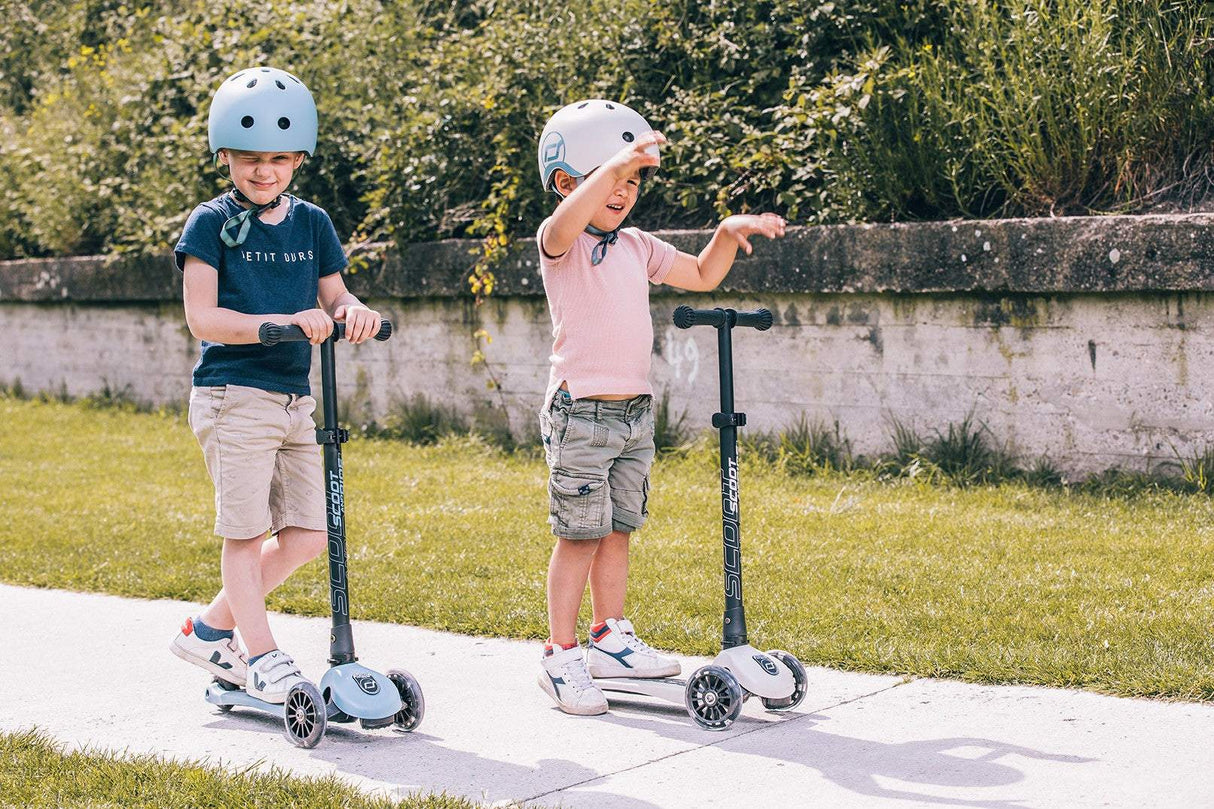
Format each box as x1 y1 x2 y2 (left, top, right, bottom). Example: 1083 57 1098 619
320 662 403 720
713 645 795 699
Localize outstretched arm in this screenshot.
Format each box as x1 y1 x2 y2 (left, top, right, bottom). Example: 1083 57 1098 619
662 213 787 292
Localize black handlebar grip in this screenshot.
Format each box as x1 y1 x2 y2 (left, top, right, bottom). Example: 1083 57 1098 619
258 323 300 346
371 319 393 341
735 308 773 331
258 319 394 346
673 305 726 329
673 305 772 330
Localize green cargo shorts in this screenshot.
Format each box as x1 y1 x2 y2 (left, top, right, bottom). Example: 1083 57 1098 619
538 391 655 539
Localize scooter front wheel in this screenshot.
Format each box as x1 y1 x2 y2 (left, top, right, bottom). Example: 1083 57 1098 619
684 665 743 731
387 668 425 732
760 650 807 711
282 682 327 748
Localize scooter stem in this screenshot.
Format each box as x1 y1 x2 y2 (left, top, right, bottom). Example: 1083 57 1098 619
257 320 393 666
714 315 748 648
318 333 356 665
675 305 773 650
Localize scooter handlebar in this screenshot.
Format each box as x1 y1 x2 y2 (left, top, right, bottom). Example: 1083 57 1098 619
673 305 772 331
258 319 394 346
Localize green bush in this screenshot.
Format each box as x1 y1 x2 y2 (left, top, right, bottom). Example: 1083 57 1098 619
3 0 1214 260
762 0 1214 221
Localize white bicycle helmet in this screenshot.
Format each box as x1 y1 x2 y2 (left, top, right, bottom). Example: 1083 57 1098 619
537 99 658 195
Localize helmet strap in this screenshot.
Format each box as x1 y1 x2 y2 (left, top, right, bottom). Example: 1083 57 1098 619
220 187 284 248
585 223 619 266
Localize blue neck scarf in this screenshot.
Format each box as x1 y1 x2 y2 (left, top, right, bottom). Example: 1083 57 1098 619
585 223 619 266
220 188 283 248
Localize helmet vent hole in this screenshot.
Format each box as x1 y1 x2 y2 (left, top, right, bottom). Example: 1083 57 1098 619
275 80 286 90
622 131 635 142
241 115 255 129
246 78 257 88
577 102 589 109
229 72 244 82
277 117 291 130
606 103 615 109
260 68 270 72
289 75 301 83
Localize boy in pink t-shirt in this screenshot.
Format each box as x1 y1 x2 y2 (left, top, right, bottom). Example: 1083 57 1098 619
534 99 786 716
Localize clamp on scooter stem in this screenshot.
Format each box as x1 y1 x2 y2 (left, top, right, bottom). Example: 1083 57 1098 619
673 305 772 331
258 319 394 346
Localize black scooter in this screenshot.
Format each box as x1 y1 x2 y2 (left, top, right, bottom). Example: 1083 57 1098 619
593 306 808 730
204 319 424 748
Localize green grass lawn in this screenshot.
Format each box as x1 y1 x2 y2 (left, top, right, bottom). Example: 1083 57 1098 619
0 730 478 808
2 397 1213 699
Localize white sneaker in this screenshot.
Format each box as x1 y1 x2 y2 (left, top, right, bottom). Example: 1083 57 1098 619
538 645 608 716
587 618 680 678
245 650 306 704
170 617 247 686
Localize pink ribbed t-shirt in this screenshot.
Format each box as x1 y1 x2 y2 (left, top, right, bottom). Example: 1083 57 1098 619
538 217 678 402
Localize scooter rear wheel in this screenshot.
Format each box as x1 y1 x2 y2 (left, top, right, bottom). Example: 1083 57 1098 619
760 650 807 711
211 678 237 712
684 665 743 731
282 682 327 748
387 668 425 732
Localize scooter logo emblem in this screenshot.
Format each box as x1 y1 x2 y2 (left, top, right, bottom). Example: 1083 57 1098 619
754 655 779 676
722 458 742 599
353 673 380 695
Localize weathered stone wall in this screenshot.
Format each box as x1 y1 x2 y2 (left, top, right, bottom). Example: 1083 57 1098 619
3 214 1213 474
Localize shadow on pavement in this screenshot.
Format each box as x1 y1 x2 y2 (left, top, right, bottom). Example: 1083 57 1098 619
578 698 1095 809
204 709 664 809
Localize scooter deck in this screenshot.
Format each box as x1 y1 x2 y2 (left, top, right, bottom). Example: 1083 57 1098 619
204 679 399 724
594 676 688 704
205 681 288 717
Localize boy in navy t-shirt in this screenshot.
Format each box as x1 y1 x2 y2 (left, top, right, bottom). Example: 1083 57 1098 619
169 67 382 703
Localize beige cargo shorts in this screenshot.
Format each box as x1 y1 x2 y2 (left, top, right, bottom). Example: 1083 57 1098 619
538 390 655 539
188 384 327 539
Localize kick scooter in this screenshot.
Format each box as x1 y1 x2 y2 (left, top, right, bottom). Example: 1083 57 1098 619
593 305 808 730
204 319 424 748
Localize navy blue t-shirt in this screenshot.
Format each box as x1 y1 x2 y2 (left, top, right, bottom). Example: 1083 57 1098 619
174 193 347 395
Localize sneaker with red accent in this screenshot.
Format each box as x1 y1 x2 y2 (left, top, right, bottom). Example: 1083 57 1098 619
586 617 680 678
538 645 608 715
169 617 247 686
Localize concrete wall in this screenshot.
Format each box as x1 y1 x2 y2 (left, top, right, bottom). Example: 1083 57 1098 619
3 214 1214 474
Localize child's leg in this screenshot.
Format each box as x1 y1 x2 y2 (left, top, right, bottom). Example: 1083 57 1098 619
588 530 630 623
216 534 276 657
199 527 328 641
207 391 328 653
547 536 601 646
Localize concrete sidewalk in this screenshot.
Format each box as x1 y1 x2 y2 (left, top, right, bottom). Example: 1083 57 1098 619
1 584 1209 808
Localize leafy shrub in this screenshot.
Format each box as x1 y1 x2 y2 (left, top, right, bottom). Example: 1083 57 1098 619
4 0 1214 260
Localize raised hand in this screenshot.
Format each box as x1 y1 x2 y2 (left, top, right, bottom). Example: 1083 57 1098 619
718 213 787 255
600 130 666 182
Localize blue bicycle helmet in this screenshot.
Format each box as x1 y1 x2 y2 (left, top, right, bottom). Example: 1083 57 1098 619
208 67 318 156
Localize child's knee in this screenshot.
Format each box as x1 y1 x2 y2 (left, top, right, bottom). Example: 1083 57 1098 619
283 528 328 561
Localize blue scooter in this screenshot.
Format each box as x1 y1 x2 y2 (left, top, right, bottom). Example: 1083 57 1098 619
204 319 424 748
